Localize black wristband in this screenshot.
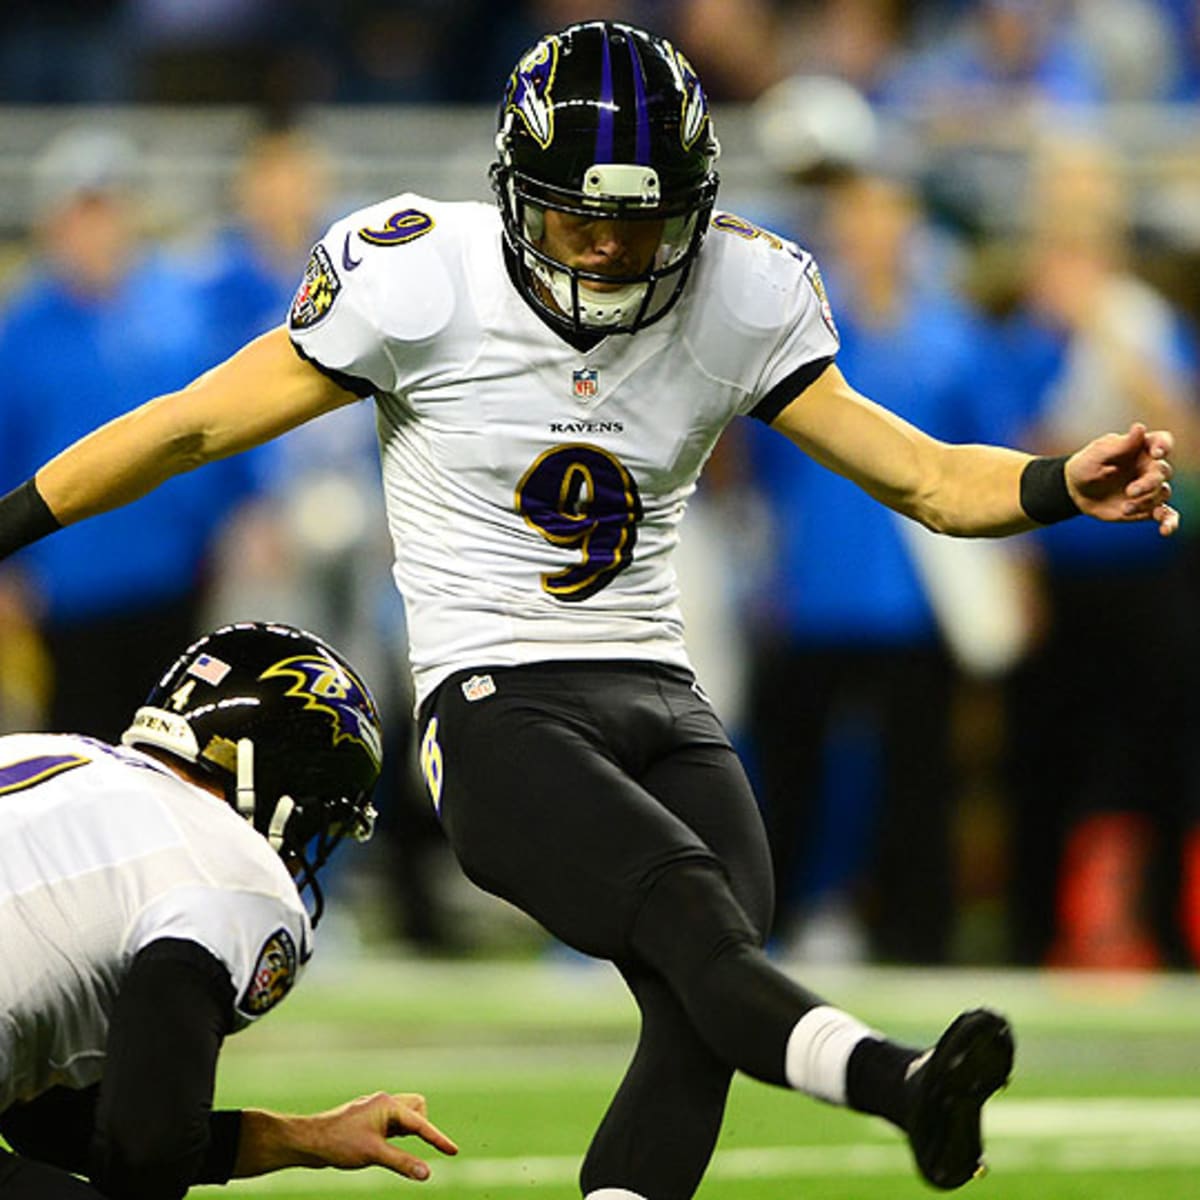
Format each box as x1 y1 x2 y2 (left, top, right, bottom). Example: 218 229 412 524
1019 455 1080 525
0 478 61 559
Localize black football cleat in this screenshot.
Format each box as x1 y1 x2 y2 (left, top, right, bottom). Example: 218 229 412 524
904 1008 1015 1190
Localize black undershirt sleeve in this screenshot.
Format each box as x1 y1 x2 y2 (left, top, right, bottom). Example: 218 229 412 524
749 355 835 425
86 939 243 1200
0 1086 100 1175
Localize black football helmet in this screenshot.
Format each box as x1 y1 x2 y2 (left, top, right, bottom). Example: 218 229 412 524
491 20 720 336
122 621 383 927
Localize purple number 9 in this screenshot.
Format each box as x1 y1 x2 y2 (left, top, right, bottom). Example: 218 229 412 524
516 443 643 601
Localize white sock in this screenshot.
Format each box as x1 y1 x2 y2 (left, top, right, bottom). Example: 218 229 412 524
585 1191 648 1200
784 1004 876 1104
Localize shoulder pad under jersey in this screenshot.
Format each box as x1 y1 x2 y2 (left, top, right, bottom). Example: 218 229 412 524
289 194 480 390
680 212 839 394
700 211 830 334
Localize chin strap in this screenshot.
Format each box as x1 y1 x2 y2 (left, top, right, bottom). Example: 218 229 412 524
235 736 296 849
536 258 648 329
267 795 296 850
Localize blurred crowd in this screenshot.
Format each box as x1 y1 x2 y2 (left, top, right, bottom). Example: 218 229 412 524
4 0 1200 107
3 0 1200 973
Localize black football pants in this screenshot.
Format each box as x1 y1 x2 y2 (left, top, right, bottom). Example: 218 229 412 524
0 1153 100 1200
420 660 829 1199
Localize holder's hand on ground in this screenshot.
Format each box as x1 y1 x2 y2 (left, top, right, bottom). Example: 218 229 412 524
236 1091 460 1182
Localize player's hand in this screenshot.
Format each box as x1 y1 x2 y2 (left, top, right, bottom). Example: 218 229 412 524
235 1091 458 1181
305 1091 459 1181
1066 422 1179 536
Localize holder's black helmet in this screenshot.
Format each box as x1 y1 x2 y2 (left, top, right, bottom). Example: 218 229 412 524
122 621 382 926
491 20 720 336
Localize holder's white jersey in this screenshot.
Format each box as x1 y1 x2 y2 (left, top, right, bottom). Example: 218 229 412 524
289 197 838 703
0 733 310 1110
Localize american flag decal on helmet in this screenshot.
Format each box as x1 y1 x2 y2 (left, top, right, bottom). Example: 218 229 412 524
188 653 231 686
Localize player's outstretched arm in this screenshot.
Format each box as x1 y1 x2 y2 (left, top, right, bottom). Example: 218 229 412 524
0 327 358 560
771 364 1179 538
232 1092 459 1183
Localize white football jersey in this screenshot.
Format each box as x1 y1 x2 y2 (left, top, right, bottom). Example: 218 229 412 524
290 197 838 703
0 733 311 1111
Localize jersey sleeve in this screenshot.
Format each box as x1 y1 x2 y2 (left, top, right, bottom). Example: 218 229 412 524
125 885 310 1029
287 212 397 397
746 244 840 421
287 195 460 400
690 215 840 423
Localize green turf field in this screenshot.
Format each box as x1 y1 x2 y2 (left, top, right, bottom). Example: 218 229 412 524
195 957 1200 1200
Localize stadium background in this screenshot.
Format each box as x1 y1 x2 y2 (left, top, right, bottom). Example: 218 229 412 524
3 1 1200 1195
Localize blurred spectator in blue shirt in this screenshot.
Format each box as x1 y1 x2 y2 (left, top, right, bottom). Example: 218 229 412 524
184 122 338 362
974 132 1200 967
183 121 459 954
182 121 395 710
0 126 260 740
738 95 1010 963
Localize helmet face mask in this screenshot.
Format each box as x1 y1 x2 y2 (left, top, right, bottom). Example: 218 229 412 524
122 622 383 927
511 195 708 332
492 20 720 337
275 789 376 928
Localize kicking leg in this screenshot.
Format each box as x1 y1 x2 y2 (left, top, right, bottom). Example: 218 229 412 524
424 663 1012 1192
629 860 1014 1189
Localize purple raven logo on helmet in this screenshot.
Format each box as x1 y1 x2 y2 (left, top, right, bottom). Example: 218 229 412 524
259 656 383 768
504 35 559 149
669 46 710 151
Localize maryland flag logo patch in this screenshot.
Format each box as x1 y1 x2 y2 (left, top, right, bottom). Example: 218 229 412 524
289 244 341 330
239 928 298 1017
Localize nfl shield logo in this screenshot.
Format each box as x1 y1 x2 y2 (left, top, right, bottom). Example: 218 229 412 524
461 673 496 703
573 367 599 399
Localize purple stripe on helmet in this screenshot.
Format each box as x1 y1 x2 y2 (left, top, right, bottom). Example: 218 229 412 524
596 29 614 162
627 34 650 165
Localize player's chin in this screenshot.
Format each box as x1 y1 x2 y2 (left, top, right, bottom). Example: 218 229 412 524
583 278 629 294
580 264 644 292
